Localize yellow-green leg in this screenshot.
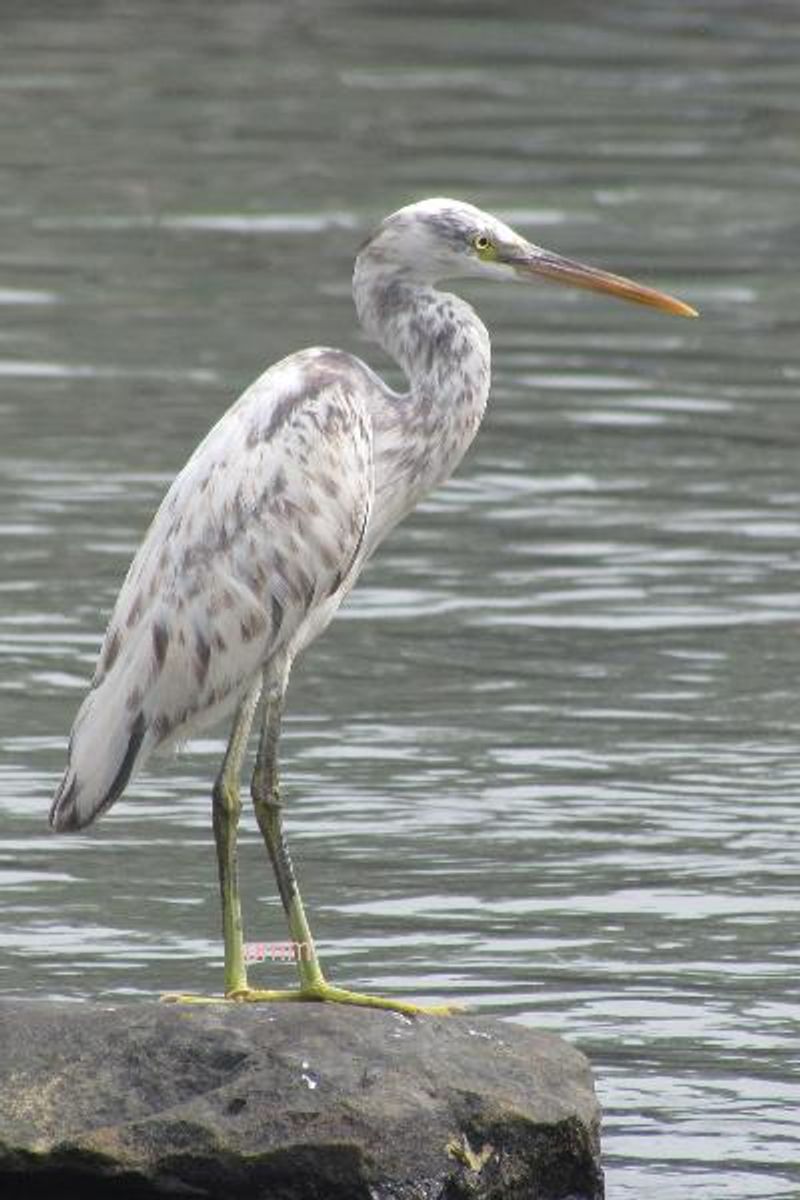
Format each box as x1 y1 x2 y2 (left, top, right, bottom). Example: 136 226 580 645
163 674 457 1015
162 681 260 1005
240 683 457 1016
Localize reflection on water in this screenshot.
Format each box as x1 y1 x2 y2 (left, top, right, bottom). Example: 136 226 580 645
2 2 799 1196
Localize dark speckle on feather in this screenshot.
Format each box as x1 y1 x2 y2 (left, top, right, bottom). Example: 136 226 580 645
295 567 315 612
246 388 303 449
153 713 173 744
152 621 169 672
102 628 121 675
195 630 212 686
250 561 268 592
320 474 339 500
126 594 143 629
271 594 284 637
240 611 267 643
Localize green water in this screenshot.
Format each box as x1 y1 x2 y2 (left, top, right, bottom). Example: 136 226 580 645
1 2 799 1194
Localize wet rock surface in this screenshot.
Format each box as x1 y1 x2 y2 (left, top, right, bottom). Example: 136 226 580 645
0 998 603 1199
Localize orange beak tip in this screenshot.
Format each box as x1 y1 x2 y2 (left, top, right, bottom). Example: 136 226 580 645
515 248 699 321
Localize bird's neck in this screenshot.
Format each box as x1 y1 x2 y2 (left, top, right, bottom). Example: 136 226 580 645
353 259 491 526
353 264 491 406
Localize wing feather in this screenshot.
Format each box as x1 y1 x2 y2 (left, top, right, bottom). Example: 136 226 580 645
51 347 376 829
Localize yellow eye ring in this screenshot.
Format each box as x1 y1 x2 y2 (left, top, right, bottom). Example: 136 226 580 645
473 234 492 252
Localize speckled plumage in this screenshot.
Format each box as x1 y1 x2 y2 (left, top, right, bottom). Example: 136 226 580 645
50 199 509 830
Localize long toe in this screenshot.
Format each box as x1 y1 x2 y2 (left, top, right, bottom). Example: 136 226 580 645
299 982 463 1015
160 991 230 1005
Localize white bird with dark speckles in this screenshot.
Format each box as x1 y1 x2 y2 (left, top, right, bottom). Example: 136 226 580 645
49 197 696 1014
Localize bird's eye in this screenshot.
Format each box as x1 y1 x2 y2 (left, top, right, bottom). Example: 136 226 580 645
473 234 492 252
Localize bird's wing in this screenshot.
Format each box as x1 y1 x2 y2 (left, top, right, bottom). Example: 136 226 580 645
51 347 374 829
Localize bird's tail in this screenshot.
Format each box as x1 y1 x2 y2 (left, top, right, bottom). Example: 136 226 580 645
49 683 150 832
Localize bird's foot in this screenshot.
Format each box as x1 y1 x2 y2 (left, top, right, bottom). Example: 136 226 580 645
233 981 461 1015
161 983 460 1015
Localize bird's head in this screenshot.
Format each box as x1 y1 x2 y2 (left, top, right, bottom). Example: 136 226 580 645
362 197 697 318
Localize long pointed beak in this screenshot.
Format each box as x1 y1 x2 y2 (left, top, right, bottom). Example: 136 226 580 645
511 244 698 318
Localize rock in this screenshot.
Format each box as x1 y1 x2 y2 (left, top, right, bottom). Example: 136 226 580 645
0 998 603 1199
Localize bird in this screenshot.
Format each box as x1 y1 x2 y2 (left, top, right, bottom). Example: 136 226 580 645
49 198 696 1014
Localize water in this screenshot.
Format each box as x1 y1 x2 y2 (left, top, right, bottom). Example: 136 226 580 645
1 1 799 1194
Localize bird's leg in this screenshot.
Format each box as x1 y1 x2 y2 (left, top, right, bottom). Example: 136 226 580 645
213 682 262 995
247 685 326 994
241 684 458 1016
162 681 260 1005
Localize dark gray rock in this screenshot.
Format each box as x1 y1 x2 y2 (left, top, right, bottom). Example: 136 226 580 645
0 999 603 1199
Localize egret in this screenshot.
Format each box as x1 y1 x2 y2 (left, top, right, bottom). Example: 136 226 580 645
50 198 696 1013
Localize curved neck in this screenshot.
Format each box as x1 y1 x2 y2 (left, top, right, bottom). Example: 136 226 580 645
352 252 492 546
353 256 491 407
